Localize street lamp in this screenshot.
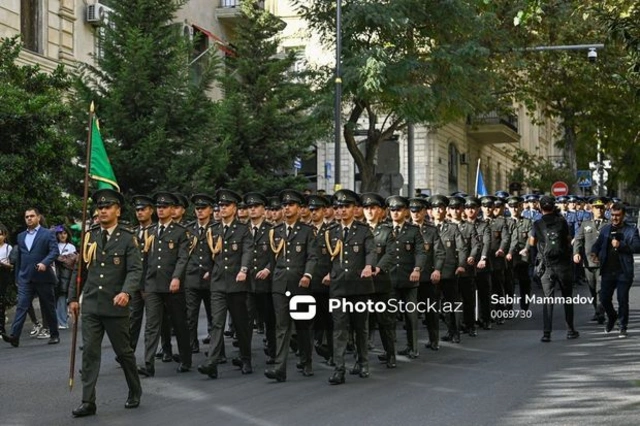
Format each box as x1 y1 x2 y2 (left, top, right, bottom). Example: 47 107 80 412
334 0 342 191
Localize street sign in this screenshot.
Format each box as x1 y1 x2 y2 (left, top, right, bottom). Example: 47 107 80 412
593 184 607 195
324 162 332 179
551 181 569 197
577 170 592 188
293 157 302 170
602 160 612 169
592 169 608 184
589 161 598 170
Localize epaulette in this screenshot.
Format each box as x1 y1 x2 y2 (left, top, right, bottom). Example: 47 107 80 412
325 222 340 231
421 222 437 230
298 222 315 230
89 223 101 231
173 222 187 229
117 224 135 234
185 220 197 228
404 222 420 229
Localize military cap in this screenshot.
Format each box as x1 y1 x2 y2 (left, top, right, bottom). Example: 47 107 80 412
279 189 306 205
464 196 481 208
190 193 216 208
174 193 189 208
266 196 282 210
588 196 608 207
132 194 154 209
386 195 409 209
237 201 248 209
480 195 497 207
154 191 178 207
556 195 568 204
243 192 268 207
494 198 505 207
93 188 124 208
567 195 580 203
450 191 468 198
361 193 385 208
333 189 360 206
611 197 621 203
506 196 523 206
495 190 510 200
429 194 449 208
448 195 465 208
213 204 220 212
216 188 242 205
307 195 330 209
539 195 556 208
409 197 429 211
524 194 539 202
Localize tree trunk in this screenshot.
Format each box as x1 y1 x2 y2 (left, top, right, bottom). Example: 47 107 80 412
563 121 579 194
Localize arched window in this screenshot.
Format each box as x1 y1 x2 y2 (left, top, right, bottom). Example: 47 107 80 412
448 143 459 193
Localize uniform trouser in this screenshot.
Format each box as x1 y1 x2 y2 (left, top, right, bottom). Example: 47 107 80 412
419 281 441 345
540 265 575 333
246 292 257 331
441 278 461 336
395 287 419 353
10 281 58 339
205 291 251 365
504 264 515 307
332 295 369 370
254 292 276 358
584 267 604 316
186 287 212 350
600 271 633 329
476 272 492 324
129 289 145 352
513 263 532 310
370 292 396 355
312 292 333 358
272 293 313 373
573 262 587 287
144 292 192 368
458 276 476 330
159 309 172 355
81 313 141 404
491 268 508 312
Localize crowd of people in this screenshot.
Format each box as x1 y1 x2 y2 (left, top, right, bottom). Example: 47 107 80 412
1 188 638 418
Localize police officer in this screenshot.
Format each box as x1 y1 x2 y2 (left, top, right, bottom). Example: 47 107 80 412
69 189 142 417
506 196 533 310
138 192 191 377
264 189 317 382
129 195 155 352
198 189 253 379
326 190 376 384
362 193 397 367
184 194 216 354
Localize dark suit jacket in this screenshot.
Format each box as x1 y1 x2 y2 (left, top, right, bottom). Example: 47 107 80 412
591 223 640 280
209 219 253 293
144 221 190 292
327 221 376 297
271 220 317 295
379 223 427 289
14 226 59 284
185 221 215 290
69 224 142 317
311 222 335 294
248 220 274 293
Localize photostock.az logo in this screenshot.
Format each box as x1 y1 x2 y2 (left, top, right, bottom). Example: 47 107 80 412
287 291 316 320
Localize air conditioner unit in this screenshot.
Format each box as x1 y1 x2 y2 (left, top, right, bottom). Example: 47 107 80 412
86 2 113 26
183 24 194 41
460 153 469 165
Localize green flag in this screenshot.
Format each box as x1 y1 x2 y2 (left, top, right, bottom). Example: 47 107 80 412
90 117 120 191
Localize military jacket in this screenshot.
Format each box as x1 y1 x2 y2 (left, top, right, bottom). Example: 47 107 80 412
144 221 189 292
69 224 142 317
185 221 215 290
208 219 253 293
270 220 317 296
370 222 394 293
326 221 376 297
486 216 510 271
433 221 468 280
417 222 446 281
378 222 427 289
574 218 608 268
133 223 154 291
248 220 274 293
310 221 336 294
452 219 479 277
507 216 533 265
471 218 492 273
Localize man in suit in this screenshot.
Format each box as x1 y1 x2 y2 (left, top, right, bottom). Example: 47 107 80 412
3 207 60 347
68 189 143 417
198 189 253 379
138 192 191 377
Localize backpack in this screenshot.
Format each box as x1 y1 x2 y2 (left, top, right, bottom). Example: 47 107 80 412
538 218 567 264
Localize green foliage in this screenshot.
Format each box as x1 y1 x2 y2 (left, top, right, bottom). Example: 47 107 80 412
507 148 575 193
74 0 226 198
0 37 81 230
214 1 328 193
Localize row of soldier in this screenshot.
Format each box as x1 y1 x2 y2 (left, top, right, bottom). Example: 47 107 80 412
68 186 619 415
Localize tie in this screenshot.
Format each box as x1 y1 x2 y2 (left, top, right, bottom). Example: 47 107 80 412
101 229 109 247
199 226 204 237
223 225 229 237
437 223 443 232
394 226 400 237
158 225 165 238
343 227 349 240
253 226 259 239
287 226 293 238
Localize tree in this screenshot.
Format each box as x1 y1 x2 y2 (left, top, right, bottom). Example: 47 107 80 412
294 0 517 192
74 0 226 198
0 37 80 229
507 148 575 193
214 1 327 193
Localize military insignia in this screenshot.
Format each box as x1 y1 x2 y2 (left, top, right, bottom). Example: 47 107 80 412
494 231 501 238
322 248 328 255
262 245 268 251
100 196 106 202
113 257 121 265
585 226 593 232
446 240 452 248
405 244 412 251
424 243 430 251
296 245 302 253
376 246 382 254
353 245 360 253
168 241 175 249
521 232 528 239
232 243 238 251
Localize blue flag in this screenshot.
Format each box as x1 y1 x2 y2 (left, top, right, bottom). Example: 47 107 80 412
476 166 488 197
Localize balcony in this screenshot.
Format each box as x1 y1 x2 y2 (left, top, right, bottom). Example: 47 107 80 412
217 0 264 21
466 112 520 144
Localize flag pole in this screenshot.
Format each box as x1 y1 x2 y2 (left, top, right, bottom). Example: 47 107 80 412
475 159 481 197
69 101 95 391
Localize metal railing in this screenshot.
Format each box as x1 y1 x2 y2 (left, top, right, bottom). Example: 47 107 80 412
467 112 518 133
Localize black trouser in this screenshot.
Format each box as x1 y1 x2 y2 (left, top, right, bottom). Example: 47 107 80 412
513 263 532 310
254 292 276 358
370 291 395 356
0 268 11 333
476 272 492 324
205 292 251 365
395 287 419 353
144 292 192 368
159 310 172 355
441 278 461 336
458 276 476 330
186 287 212 351
312 292 333 357
81 314 141 404
332 295 369 371
272 292 313 374
419 281 441 344
491 268 507 312
540 264 574 334
128 289 145 352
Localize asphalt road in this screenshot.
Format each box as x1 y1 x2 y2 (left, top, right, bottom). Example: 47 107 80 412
2 265 640 426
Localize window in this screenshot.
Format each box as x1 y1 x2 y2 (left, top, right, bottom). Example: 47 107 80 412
21 0 42 53
448 143 459 193
496 162 502 192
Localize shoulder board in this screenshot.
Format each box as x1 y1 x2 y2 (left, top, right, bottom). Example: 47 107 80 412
404 222 419 229
172 222 186 229
117 225 135 234
89 223 100 231
379 222 393 229
298 222 315 230
185 220 197 228
326 222 340 230
422 222 437 230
